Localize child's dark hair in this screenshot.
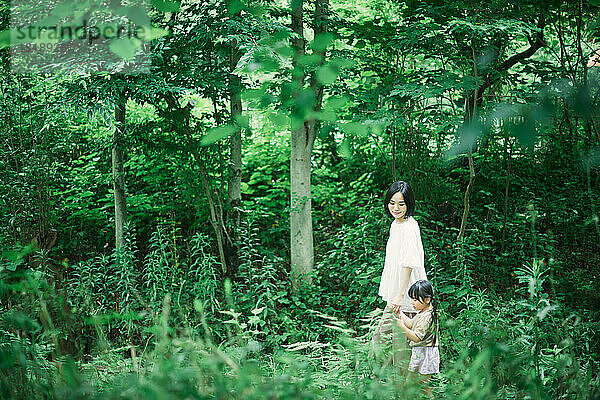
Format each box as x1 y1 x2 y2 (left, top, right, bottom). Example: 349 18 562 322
384 181 415 219
408 280 438 339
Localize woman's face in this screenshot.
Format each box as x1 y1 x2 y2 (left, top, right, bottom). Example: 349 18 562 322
388 191 407 222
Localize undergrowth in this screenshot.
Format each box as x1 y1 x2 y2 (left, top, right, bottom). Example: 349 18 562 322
1 215 599 399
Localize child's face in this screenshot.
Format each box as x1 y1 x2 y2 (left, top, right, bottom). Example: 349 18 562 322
388 191 407 221
410 296 431 311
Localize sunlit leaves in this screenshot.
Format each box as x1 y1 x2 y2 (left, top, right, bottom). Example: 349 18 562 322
235 35 291 74
389 72 482 103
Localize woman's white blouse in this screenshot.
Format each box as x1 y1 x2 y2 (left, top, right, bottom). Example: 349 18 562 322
378 217 427 312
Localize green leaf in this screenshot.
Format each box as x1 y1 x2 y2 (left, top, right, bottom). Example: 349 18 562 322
201 125 236 146
448 121 481 156
136 26 169 41
326 95 348 110
234 114 250 129
316 108 336 122
109 37 141 59
339 138 352 159
152 0 181 12
340 122 367 137
297 53 322 66
2 242 37 271
267 112 289 127
316 65 338 85
311 33 335 52
0 30 10 49
227 0 245 14
355 39 366 49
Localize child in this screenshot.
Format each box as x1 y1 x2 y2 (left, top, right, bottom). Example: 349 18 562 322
372 181 427 364
396 280 440 389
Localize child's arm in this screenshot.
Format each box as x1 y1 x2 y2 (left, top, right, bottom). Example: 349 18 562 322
396 318 421 343
399 312 413 329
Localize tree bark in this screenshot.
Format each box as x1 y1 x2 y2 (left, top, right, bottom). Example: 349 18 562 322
289 0 330 288
228 46 242 216
290 122 316 287
113 89 127 249
290 0 313 288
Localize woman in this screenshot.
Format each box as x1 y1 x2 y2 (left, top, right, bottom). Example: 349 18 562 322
372 181 427 366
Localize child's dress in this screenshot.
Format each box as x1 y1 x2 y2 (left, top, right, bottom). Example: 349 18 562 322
408 308 440 374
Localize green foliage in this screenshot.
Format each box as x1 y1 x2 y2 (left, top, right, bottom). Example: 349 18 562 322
2 247 599 399
1 0 599 398
314 206 385 322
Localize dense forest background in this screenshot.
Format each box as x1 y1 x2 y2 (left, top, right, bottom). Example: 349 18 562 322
1 0 599 398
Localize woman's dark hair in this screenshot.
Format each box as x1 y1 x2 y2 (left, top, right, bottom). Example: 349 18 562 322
384 181 415 219
408 280 438 340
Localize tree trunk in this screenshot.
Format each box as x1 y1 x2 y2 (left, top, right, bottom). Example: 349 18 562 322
289 0 330 288
113 89 127 249
290 122 315 287
226 37 243 276
501 138 513 250
457 151 475 241
290 0 315 287
457 51 477 243
228 47 242 215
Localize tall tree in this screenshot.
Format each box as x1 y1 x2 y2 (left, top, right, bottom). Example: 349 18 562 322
290 0 313 287
289 0 330 287
226 6 244 274
113 87 127 249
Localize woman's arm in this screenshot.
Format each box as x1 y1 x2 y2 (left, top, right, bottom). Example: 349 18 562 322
390 266 412 313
